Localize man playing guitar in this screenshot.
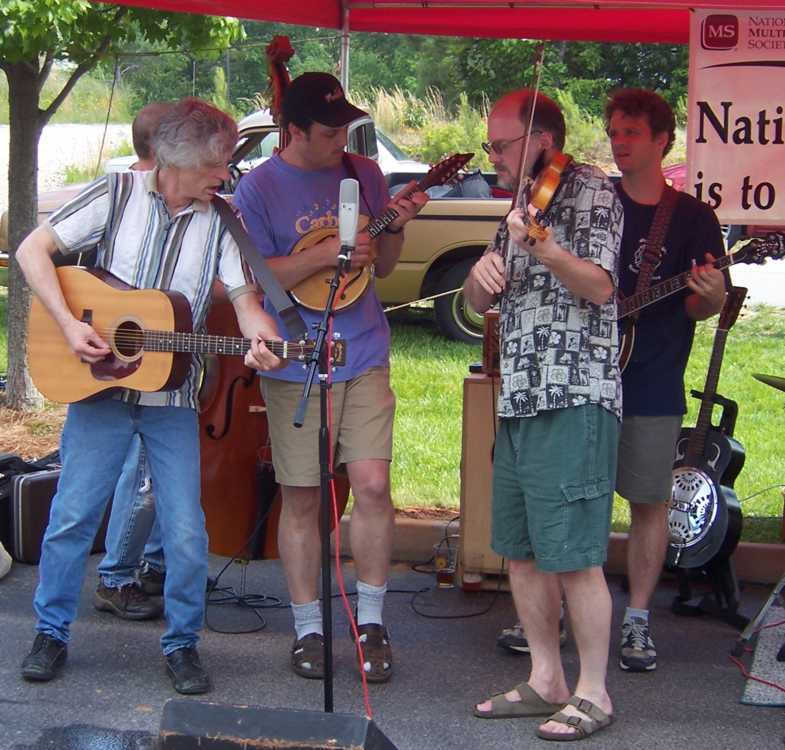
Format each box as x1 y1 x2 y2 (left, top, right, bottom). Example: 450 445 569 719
607 88 726 673
233 72 427 684
16 98 283 694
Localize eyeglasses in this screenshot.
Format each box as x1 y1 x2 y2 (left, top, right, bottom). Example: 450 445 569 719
481 131 541 156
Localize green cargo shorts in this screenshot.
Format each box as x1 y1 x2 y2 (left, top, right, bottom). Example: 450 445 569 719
491 404 619 573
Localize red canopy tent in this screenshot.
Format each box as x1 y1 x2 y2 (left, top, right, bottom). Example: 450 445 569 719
99 1 784 43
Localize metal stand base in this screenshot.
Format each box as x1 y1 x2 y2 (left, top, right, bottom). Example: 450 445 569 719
671 557 749 630
732 569 785 657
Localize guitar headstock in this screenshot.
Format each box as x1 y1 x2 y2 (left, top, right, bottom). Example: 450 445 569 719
734 232 785 265
718 286 747 331
417 153 474 192
294 339 346 367
330 340 346 367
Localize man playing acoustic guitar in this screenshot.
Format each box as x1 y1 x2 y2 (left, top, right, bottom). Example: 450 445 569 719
466 88 623 741
606 88 726 673
16 98 283 694
233 73 427 683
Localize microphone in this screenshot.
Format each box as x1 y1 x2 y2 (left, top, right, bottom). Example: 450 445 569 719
337 177 360 272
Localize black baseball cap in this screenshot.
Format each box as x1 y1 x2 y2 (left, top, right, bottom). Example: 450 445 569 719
282 72 367 128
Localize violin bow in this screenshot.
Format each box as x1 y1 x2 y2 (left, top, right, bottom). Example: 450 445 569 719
502 41 546 273
512 42 546 212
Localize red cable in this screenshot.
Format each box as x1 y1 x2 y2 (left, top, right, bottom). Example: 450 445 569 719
729 654 785 695
729 617 785 695
325 319 373 719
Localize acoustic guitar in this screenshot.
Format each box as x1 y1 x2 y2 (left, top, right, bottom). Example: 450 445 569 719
666 286 747 570
618 232 785 371
289 152 473 311
27 266 344 404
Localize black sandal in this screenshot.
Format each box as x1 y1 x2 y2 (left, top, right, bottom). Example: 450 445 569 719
291 633 325 679
355 623 393 683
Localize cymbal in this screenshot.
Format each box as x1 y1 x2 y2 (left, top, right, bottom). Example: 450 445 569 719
753 373 785 393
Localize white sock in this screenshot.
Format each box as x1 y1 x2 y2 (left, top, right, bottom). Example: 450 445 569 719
624 606 649 624
291 599 323 640
356 580 387 626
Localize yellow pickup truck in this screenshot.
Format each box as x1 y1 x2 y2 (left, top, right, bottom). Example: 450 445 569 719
1 113 507 341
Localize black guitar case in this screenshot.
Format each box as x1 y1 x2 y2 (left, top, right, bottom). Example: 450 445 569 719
1 453 112 565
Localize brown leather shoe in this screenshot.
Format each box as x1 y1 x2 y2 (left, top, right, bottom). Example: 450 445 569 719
355 623 393 683
291 633 325 679
94 582 163 620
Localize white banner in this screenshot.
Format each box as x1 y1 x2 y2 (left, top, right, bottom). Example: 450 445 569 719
687 9 785 225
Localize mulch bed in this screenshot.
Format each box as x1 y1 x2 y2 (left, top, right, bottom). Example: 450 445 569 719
0 396 459 519
0 396 65 459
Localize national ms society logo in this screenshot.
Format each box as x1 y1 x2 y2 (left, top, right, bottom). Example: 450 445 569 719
701 15 739 50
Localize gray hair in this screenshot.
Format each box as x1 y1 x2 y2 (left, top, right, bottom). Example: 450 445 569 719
153 97 237 169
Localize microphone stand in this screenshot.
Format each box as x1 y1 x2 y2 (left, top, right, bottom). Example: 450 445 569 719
293 248 352 714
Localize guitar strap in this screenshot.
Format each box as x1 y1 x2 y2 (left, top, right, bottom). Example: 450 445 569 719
629 184 678 321
341 152 376 219
212 195 309 340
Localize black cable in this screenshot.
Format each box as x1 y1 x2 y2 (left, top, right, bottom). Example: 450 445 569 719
738 484 785 504
205 462 283 634
204 473 431 634
409 558 508 620
409 514 460 575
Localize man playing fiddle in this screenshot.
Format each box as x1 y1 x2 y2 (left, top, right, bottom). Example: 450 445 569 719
465 89 623 741
495 89 727 678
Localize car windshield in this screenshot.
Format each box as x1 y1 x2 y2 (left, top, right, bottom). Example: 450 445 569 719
376 130 411 161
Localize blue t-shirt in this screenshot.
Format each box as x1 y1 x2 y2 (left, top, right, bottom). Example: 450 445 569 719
233 154 390 382
617 184 725 416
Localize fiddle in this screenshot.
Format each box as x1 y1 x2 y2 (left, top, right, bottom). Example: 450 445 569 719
524 151 573 242
507 43 571 246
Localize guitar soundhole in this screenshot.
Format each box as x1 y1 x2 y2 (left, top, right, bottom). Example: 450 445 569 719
113 319 144 360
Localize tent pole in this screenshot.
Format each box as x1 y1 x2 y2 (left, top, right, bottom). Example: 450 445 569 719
339 3 350 90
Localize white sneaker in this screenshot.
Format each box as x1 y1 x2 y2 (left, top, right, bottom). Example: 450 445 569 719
496 619 568 654
0 541 12 580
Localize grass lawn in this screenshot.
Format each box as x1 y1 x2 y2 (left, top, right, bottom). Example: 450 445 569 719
1 284 783 542
389 305 785 543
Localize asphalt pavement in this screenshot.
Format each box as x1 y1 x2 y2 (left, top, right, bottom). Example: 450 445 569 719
0 554 783 749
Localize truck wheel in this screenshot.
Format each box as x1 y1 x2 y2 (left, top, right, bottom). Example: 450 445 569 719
433 259 485 343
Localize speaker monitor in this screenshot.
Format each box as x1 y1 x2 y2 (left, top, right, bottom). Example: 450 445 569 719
159 699 399 750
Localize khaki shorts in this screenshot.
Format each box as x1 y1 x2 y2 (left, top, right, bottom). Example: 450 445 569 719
260 367 395 487
616 415 683 504
491 405 619 573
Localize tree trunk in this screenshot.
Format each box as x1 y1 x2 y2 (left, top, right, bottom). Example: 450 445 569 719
5 62 45 411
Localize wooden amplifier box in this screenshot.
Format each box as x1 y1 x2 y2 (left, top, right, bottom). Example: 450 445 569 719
482 309 500 377
457 374 508 589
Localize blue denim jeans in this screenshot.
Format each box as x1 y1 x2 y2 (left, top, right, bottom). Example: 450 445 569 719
97 434 164 588
34 399 207 654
